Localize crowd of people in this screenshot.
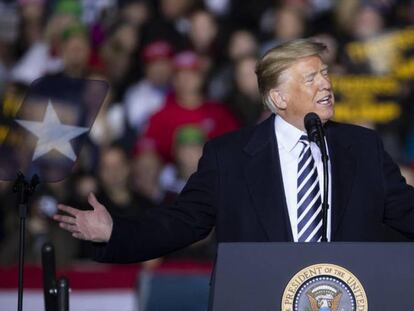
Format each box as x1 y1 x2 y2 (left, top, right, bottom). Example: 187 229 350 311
0 0 414 267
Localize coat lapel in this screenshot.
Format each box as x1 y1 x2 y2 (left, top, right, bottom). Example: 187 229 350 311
325 122 357 240
243 114 293 242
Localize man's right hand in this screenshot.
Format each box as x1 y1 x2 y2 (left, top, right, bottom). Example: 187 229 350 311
53 192 113 243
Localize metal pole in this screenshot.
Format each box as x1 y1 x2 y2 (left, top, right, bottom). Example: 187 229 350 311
17 206 26 311
42 243 58 311
13 172 39 311
57 278 69 311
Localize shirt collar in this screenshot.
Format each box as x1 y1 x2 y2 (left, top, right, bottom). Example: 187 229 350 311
275 114 306 153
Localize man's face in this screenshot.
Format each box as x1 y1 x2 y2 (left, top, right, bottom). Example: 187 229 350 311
61 35 91 74
99 149 129 189
276 56 334 130
146 59 172 86
173 69 203 96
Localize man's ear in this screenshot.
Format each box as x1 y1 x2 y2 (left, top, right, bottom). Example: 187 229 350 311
269 89 287 110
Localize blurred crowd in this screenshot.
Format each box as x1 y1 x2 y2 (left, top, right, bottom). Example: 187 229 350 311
0 0 414 267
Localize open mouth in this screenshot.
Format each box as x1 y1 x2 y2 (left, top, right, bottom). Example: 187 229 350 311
316 94 333 106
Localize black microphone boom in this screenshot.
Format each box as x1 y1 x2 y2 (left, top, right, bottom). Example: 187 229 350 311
304 112 329 242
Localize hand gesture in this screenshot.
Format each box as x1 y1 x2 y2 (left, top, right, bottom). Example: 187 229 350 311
53 193 113 242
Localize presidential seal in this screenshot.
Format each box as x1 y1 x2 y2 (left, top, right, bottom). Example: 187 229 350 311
281 263 368 311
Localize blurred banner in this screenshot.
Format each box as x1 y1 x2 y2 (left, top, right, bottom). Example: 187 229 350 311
333 26 414 125
345 27 414 78
0 75 109 182
332 74 402 124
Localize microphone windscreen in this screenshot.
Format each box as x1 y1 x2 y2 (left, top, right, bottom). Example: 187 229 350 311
304 112 321 143
304 112 320 129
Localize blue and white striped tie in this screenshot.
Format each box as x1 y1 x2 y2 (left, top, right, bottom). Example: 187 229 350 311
297 135 323 242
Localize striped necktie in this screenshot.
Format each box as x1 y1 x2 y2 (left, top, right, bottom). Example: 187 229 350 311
297 135 323 242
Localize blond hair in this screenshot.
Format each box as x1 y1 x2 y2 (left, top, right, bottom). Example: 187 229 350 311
255 39 327 112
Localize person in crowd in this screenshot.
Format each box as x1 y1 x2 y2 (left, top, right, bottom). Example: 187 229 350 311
96 145 149 218
207 29 258 100
118 0 151 28
160 125 207 204
227 30 259 63
261 5 306 55
351 4 385 42
188 10 218 56
11 0 83 84
58 23 91 78
160 125 215 260
343 3 389 75
311 33 346 75
131 138 165 205
188 9 219 74
15 0 46 57
98 21 141 100
139 0 193 50
140 50 239 162
123 40 173 132
226 55 267 126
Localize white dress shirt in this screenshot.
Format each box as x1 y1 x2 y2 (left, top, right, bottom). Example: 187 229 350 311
275 115 332 241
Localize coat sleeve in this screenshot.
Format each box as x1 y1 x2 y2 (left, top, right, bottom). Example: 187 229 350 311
93 141 218 263
380 136 414 240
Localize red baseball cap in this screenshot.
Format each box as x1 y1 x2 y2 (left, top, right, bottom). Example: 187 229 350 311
142 40 173 63
173 51 201 71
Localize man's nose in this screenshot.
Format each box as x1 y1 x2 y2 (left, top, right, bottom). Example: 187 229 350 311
317 74 331 90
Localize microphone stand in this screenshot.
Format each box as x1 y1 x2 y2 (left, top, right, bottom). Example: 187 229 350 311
13 172 39 311
42 242 70 311
318 137 329 243
305 112 330 243
57 278 70 311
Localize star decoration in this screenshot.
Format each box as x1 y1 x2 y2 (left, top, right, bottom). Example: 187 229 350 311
16 100 88 161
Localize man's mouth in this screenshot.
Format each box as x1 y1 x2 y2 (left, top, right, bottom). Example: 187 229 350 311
316 94 333 106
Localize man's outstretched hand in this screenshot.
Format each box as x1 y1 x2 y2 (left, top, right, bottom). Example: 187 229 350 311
53 193 113 243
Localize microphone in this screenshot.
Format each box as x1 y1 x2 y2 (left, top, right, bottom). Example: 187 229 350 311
304 112 324 150
304 113 328 162
304 112 329 242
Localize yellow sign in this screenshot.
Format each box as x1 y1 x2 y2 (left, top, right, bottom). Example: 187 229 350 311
332 75 401 124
